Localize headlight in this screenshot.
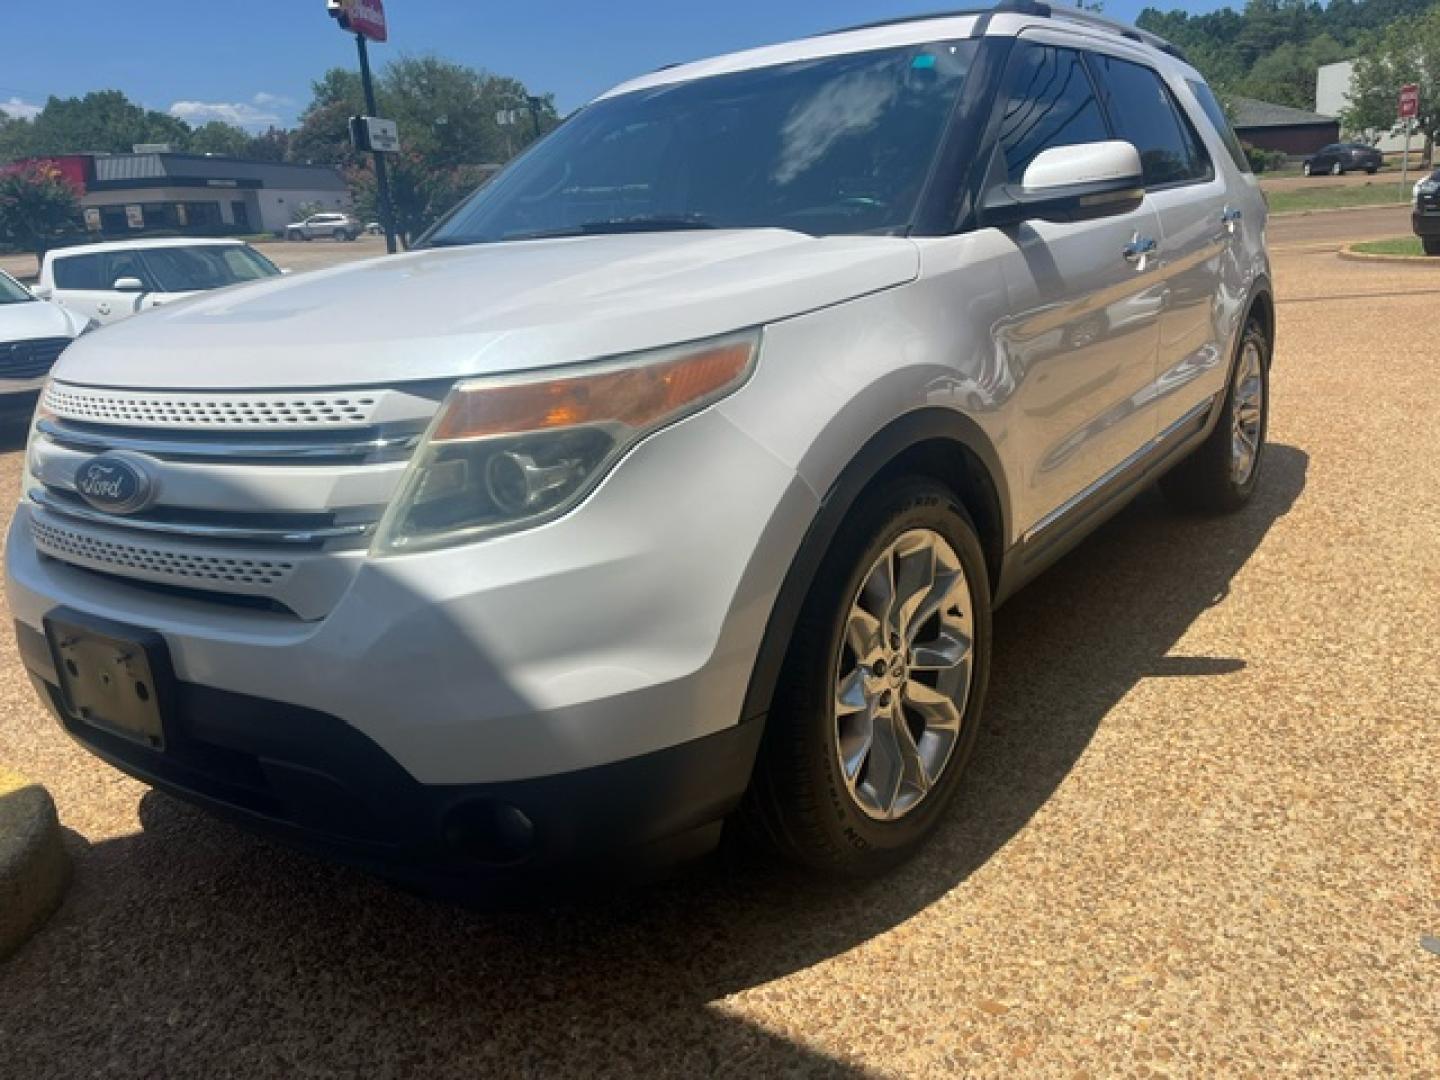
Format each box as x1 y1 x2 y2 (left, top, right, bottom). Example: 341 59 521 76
19 385 53 498
371 330 760 555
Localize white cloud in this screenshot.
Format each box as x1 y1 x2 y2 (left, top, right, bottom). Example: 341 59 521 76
168 92 290 131
0 96 42 120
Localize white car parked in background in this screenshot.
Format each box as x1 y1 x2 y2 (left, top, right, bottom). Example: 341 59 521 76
285 213 362 241
0 269 91 418
34 238 283 326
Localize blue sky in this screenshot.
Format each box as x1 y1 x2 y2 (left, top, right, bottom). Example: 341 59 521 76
0 1 1230 129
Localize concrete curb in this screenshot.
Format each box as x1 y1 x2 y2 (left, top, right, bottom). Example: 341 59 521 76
1270 201 1410 218
0 767 69 960
1337 242 1440 264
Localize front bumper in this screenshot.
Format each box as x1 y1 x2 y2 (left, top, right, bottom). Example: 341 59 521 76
6 401 820 871
16 618 762 877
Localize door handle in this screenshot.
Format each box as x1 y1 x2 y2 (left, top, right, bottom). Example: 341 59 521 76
1122 236 1158 265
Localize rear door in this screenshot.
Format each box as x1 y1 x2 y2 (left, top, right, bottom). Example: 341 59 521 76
1088 51 1238 435
986 37 1166 537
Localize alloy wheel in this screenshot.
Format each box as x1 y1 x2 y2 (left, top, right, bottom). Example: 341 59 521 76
833 529 975 821
1230 339 1264 485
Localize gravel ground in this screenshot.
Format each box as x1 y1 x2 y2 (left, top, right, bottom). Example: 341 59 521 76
1 214 1437 1078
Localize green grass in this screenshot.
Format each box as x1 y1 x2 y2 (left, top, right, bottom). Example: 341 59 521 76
1351 236 1431 257
1267 182 1412 214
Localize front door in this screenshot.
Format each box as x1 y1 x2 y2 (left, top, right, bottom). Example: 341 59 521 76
985 38 1165 537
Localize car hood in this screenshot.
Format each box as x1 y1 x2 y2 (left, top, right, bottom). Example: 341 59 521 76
53 230 919 390
0 299 83 342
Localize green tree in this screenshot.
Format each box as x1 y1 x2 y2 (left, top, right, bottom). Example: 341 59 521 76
188 121 251 157
288 69 365 167
16 91 190 155
348 155 495 245
0 161 82 271
243 126 291 162
1342 6 1440 164
292 56 559 240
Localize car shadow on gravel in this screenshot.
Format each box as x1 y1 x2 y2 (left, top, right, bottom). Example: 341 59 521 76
0 445 1308 1077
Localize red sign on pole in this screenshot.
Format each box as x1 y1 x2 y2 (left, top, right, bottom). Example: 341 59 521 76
1399 84 1420 120
335 0 387 43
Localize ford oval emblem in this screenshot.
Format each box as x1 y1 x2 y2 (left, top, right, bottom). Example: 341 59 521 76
74 454 156 515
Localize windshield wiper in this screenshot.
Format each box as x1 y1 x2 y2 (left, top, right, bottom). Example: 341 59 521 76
502 215 716 242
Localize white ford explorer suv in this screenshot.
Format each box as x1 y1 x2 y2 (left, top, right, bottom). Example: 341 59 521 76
6 2 1272 882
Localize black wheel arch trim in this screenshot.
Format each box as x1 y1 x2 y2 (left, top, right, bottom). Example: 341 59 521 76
740 407 1010 726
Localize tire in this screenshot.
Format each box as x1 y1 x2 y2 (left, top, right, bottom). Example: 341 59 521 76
1160 318 1270 514
1366 166 1378 175
1423 238 1440 256
745 478 992 877
1331 162 1344 176
333 229 347 241
1302 162 1313 176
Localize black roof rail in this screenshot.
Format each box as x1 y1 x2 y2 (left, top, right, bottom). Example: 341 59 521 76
826 7 991 36
827 1 1187 63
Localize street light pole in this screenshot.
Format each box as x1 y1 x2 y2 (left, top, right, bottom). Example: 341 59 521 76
355 32 398 253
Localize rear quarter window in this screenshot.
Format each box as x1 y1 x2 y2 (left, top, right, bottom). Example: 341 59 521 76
1186 79 1251 174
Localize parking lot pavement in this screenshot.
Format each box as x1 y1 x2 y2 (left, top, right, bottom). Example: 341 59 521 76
0 227 1437 1078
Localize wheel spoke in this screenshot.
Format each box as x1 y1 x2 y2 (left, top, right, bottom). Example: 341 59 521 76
835 667 869 717
892 536 937 637
893 713 931 799
864 707 905 814
910 627 972 672
859 550 896 636
904 678 963 734
844 607 884 666
837 701 875 785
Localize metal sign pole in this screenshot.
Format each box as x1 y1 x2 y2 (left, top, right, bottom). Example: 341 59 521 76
1402 119 1412 196
356 33 398 253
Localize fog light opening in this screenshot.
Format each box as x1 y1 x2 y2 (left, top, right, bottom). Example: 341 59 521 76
442 799 537 866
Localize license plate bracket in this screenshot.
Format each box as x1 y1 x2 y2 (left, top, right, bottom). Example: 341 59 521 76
44 613 171 750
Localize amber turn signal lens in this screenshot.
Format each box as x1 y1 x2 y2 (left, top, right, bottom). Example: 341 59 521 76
431 339 755 443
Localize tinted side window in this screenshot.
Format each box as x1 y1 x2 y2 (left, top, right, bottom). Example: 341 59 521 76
1090 55 1210 188
1186 79 1250 173
102 251 156 290
52 255 104 290
995 42 1109 184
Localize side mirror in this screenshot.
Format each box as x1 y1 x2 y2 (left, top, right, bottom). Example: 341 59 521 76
981 140 1144 228
31 285 53 299
112 277 145 292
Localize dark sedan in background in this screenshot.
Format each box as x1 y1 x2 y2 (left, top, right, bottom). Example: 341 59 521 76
1303 142 1384 176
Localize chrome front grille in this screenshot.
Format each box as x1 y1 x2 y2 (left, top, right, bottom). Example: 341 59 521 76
31 518 297 588
1 337 70 380
27 379 448 617
42 384 387 430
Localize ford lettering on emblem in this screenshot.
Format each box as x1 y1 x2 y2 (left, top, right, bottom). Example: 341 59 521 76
74 455 156 515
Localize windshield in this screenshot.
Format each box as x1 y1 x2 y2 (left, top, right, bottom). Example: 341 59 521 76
141 245 281 292
427 41 976 246
0 272 33 304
